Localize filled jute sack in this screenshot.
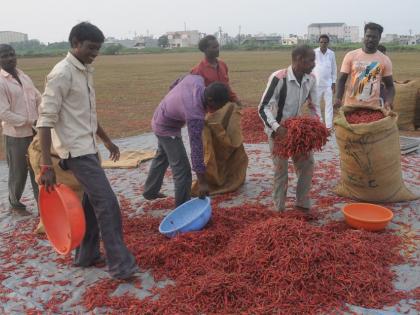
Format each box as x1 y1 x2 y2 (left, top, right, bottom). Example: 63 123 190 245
191 103 248 196
334 105 418 203
28 134 83 234
393 79 420 130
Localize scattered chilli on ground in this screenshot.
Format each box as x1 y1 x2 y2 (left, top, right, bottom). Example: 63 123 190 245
345 109 386 124
273 116 330 158
82 203 410 315
241 107 266 143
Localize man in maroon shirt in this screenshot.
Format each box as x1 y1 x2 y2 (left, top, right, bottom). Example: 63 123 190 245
191 35 243 108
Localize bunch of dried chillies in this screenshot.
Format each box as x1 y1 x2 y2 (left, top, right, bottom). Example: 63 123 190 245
273 116 330 158
241 107 266 143
345 108 385 124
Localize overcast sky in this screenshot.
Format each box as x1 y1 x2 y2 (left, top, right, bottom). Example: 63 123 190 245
3 0 420 43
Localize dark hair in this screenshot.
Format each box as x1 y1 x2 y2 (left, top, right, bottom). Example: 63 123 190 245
364 22 384 35
319 34 330 42
292 45 314 61
377 44 386 54
0 44 14 53
205 82 230 105
68 22 105 47
198 35 217 52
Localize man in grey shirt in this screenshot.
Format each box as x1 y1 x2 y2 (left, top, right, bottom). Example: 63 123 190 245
37 22 138 280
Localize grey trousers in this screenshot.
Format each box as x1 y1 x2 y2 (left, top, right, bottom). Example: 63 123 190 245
143 135 192 207
269 137 314 211
63 154 138 279
4 135 38 210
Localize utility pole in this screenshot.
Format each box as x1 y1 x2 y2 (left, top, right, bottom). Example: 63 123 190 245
184 22 187 32
238 25 241 45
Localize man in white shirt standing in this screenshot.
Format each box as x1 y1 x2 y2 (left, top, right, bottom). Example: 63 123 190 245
0 44 40 216
37 22 138 280
312 34 337 130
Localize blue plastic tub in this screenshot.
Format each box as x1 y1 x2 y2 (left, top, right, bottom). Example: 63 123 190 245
159 197 212 238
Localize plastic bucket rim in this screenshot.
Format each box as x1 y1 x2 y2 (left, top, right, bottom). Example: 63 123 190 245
342 202 393 223
39 184 81 255
159 197 211 235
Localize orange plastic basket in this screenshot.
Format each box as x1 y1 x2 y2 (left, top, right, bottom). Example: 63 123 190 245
39 184 86 255
342 203 393 231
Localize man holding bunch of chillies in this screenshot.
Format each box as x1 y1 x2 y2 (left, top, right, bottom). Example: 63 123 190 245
258 46 320 211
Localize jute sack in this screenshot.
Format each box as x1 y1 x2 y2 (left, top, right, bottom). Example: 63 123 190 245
28 134 83 234
393 80 420 130
334 105 418 202
191 103 248 195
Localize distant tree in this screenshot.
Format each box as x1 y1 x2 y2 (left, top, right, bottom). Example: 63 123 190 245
102 44 123 55
158 35 169 48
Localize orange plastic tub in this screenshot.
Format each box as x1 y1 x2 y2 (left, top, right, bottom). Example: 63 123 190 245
39 184 86 255
342 203 393 231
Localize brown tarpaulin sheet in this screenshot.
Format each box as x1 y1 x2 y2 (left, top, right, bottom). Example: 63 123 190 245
102 150 155 169
192 103 248 195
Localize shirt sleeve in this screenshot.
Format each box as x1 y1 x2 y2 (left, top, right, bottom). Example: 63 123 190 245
187 119 206 174
37 70 71 128
258 73 282 132
222 63 238 103
331 52 337 84
307 80 322 120
190 64 200 75
340 52 352 74
0 84 29 127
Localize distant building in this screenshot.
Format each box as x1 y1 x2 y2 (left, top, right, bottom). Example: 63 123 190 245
282 36 298 46
382 34 399 44
241 35 282 46
105 36 158 49
166 30 201 48
0 31 28 44
307 23 359 43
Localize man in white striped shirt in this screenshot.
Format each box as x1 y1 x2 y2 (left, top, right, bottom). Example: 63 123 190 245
312 34 337 130
258 45 319 212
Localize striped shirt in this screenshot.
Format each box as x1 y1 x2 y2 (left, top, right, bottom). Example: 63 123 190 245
258 66 320 137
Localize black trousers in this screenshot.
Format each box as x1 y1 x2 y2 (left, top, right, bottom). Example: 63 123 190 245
63 154 138 279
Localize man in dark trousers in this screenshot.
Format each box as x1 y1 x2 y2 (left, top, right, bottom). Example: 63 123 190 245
0 44 40 216
37 22 138 280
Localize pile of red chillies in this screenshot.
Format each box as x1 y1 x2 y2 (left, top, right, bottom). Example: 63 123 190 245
345 109 385 124
241 107 266 143
82 204 408 315
273 116 330 158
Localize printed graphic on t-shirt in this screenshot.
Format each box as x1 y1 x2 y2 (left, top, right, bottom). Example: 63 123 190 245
349 61 382 102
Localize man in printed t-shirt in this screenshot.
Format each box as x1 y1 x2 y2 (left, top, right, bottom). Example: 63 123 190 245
335 22 395 109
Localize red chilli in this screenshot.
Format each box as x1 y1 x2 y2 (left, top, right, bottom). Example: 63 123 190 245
273 116 330 158
345 109 385 124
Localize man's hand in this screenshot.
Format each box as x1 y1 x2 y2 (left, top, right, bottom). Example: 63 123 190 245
331 83 336 94
104 140 120 162
274 126 287 139
39 167 56 193
236 100 244 108
383 101 393 110
333 98 342 109
196 173 209 199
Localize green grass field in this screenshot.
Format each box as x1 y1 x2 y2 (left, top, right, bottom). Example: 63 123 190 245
1 50 420 159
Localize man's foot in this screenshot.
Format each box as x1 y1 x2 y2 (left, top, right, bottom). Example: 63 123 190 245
11 208 31 216
112 267 140 281
143 192 167 201
74 256 106 268
294 205 310 212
